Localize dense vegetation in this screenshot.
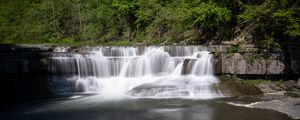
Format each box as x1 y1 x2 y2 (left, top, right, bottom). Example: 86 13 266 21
0 0 299 46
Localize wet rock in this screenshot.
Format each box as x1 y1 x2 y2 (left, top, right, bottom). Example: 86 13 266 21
131 83 177 90
229 82 262 96
179 41 187 45
156 91 190 97
297 78 300 88
285 91 300 98
129 83 179 97
251 98 300 119
217 76 263 96
132 42 145 46
255 82 283 93
69 46 81 52
182 59 191 75
279 80 297 91
75 83 86 92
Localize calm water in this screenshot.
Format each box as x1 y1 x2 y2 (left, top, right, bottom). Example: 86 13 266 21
0 94 292 120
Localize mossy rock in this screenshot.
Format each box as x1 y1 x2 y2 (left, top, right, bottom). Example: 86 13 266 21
285 91 300 98
215 75 263 96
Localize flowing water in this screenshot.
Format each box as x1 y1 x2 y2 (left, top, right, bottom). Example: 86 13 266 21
48 46 223 99
0 46 293 120
0 94 292 120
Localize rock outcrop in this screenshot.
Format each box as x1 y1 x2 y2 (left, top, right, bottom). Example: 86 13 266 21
251 98 300 119
209 44 300 78
217 76 263 96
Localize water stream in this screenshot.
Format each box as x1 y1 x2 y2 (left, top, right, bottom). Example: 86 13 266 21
49 46 222 99
0 46 293 120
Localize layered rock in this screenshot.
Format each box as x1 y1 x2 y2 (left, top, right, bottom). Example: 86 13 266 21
209 44 300 77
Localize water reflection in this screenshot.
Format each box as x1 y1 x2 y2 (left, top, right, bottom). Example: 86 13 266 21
0 95 292 120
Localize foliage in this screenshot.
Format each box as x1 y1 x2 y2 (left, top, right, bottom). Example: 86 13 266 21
237 0 300 48
259 38 280 50
227 44 241 53
183 2 232 30
99 40 133 46
244 53 264 62
0 0 299 46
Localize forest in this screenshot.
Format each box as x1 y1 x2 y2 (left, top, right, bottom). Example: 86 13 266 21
0 0 299 47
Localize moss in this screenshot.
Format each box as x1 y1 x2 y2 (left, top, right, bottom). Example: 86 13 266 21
217 75 263 96
226 44 241 53
213 52 221 59
98 40 133 46
218 79 263 96
244 53 264 62
144 39 164 45
241 79 284 85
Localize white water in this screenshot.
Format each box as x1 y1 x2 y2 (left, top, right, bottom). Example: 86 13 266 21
49 46 223 99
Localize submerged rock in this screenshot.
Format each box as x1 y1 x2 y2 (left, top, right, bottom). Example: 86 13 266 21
128 83 180 97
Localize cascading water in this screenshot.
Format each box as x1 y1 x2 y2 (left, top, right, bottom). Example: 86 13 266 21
48 46 223 99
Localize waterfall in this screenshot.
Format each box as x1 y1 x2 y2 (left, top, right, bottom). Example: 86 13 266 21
48 46 223 99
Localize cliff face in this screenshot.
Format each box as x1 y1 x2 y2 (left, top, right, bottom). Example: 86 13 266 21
0 44 299 104
0 44 60 103
0 44 300 77
209 44 300 78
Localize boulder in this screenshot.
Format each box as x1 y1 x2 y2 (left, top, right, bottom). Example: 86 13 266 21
255 82 284 93
297 78 300 88
279 80 297 91
128 83 179 97
217 82 263 96
217 76 263 96
285 91 300 98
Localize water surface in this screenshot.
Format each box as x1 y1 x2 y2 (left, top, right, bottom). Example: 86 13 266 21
0 94 292 120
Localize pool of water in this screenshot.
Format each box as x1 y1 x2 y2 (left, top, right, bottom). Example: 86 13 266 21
0 94 292 120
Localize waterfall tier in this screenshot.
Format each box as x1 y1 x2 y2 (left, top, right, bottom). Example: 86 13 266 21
48 46 224 99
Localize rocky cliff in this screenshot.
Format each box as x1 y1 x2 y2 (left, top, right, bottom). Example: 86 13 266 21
0 44 300 78
209 44 300 79
0 44 299 104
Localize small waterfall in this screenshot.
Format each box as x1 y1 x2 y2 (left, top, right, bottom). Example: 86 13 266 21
48 46 223 99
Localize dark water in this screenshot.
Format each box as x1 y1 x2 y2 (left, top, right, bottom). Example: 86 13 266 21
0 94 292 120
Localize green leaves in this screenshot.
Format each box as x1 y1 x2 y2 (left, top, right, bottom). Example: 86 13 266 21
273 9 300 38
237 0 300 48
184 2 231 29
259 38 280 49
0 0 298 45
0 0 235 44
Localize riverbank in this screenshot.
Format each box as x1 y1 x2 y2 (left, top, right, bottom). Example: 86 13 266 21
223 75 300 119
251 97 300 120
253 79 300 119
